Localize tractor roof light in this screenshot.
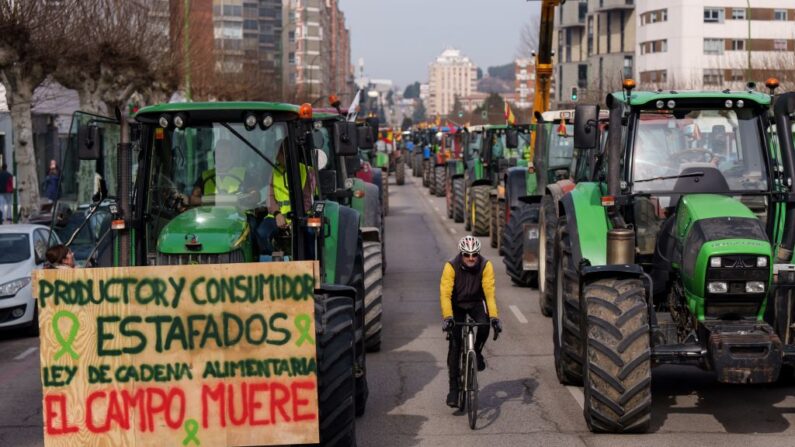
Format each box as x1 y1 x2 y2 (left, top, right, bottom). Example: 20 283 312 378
158 114 171 129
244 112 258 131
261 114 274 129
710 257 722 268
328 95 341 108
765 77 780 94
173 113 188 129
299 103 313 120
622 78 636 92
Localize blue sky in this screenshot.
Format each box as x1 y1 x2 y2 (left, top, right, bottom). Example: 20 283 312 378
338 0 541 89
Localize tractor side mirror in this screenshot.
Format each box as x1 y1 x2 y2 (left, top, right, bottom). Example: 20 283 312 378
506 129 519 149
333 121 358 156
357 126 375 149
574 105 600 150
78 124 102 160
318 169 337 196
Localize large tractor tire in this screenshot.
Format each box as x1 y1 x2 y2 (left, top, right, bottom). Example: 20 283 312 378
352 240 369 417
422 160 431 187
582 278 651 433
538 195 557 317
313 293 357 446
496 200 505 254
396 157 405 185
489 197 499 249
452 178 465 223
501 204 539 287
470 185 491 236
434 166 446 197
382 171 389 216
553 217 584 385
363 240 384 352
414 153 423 178
446 180 454 219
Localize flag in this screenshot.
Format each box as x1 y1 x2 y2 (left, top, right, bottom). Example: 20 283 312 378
347 90 362 121
504 102 516 126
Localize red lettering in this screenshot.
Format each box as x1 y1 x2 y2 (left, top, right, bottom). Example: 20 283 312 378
164 388 186 430
228 382 249 426
291 381 317 422
202 383 226 428
85 391 110 433
44 394 79 435
270 382 292 424
121 388 146 431
107 392 129 430
145 387 167 432
248 382 270 426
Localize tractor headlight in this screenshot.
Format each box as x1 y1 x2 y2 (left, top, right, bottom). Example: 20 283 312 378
708 281 728 294
757 256 768 267
710 257 722 268
745 281 765 293
0 277 31 298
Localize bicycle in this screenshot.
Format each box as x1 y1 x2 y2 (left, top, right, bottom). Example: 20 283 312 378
446 317 498 429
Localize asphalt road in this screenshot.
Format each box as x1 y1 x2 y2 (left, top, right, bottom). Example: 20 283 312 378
4 166 795 447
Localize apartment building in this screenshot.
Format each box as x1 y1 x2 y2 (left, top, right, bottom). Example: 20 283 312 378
636 0 795 89
427 48 478 116
553 0 635 106
514 58 536 109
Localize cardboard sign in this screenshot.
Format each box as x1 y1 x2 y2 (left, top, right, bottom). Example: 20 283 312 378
33 261 321 447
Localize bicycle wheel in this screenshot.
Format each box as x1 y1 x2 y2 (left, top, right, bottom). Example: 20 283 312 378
457 350 466 411
466 352 478 429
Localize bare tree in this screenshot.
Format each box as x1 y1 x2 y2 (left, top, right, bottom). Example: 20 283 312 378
0 0 71 219
516 15 541 59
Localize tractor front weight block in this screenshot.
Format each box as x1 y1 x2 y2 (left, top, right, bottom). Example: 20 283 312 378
706 322 783 384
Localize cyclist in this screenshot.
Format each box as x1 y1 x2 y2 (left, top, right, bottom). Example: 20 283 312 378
440 235 502 407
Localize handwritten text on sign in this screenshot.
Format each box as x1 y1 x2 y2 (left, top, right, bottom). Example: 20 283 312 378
33 261 321 447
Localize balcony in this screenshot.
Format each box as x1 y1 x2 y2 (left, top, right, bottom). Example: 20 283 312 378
559 1 586 28
592 0 635 12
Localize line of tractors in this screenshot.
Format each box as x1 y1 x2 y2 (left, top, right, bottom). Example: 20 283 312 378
411 79 795 434
48 98 408 446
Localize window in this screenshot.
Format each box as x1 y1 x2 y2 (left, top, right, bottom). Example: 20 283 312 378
731 8 746 20
729 70 744 82
243 20 257 30
730 39 745 51
624 55 633 78
703 68 723 85
578 1 587 21
288 52 295 64
640 39 667 54
775 9 788 21
704 38 724 55
288 31 295 42
578 64 588 89
774 39 787 51
704 7 724 23
223 5 242 16
587 16 594 55
641 9 668 25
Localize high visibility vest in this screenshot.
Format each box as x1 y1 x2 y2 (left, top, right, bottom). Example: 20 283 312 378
272 164 307 216
202 167 247 195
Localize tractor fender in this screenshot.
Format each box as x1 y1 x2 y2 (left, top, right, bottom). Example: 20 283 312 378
470 178 492 188
505 167 527 210
558 183 610 267
362 182 382 229
579 264 653 316
334 205 362 287
451 173 465 180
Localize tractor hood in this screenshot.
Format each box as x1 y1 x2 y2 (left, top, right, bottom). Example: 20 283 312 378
157 206 249 254
675 194 772 319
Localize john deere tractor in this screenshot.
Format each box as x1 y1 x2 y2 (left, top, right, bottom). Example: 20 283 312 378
54 102 374 444
553 82 795 433
488 124 532 252
463 125 513 236
443 127 466 222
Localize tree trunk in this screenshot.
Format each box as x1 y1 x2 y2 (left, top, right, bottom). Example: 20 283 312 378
5 79 40 220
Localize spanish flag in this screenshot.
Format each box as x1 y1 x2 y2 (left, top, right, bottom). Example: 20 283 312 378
504 102 516 126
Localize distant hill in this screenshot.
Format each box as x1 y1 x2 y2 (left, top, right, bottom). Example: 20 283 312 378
477 76 513 94
487 63 515 82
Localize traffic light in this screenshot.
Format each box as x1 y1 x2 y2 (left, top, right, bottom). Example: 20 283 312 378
571 87 578 102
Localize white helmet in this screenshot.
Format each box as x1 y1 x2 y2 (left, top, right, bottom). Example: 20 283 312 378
458 235 481 255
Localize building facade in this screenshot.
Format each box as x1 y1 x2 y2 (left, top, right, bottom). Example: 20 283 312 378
636 0 795 89
553 0 635 106
514 58 536 109
427 48 478 116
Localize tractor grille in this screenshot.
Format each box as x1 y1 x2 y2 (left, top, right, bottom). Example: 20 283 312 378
155 250 245 266
705 255 769 319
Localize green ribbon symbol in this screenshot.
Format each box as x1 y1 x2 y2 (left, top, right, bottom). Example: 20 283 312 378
182 418 200 446
52 310 80 361
295 314 315 346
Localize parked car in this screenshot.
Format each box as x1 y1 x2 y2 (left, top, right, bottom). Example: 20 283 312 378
0 224 61 336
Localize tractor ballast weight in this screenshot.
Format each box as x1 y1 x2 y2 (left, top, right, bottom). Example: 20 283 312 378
554 87 795 433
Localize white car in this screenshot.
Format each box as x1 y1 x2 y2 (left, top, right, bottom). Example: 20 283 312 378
0 224 60 335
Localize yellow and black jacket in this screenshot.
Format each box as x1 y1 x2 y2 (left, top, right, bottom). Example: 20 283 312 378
439 254 498 319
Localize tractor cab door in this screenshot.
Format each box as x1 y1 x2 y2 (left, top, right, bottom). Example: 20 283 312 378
51 111 122 267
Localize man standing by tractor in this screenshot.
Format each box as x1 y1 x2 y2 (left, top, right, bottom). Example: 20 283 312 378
440 235 502 407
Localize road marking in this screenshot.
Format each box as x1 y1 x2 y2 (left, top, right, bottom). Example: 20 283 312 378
434 206 440 212
449 227 457 234
14 347 38 361
567 385 585 409
509 304 528 324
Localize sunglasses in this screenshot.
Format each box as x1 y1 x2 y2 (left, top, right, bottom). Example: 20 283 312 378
462 253 479 259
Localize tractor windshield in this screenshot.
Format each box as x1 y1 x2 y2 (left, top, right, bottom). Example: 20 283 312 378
631 108 767 193
540 122 574 169
467 132 483 160
146 121 287 228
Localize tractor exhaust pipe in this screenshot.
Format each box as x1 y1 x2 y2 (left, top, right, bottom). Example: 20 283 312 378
774 92 795 263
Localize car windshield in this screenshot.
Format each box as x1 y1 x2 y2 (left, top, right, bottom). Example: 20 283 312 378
0 234 30 264
631 108 767 192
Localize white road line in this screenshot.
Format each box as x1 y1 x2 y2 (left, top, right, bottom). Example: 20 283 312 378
434 206 440 212
567 385 585 409
449 227 457 234
14 347 38 361
509 304 528 324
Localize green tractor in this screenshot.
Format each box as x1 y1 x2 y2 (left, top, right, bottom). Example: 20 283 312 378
488 124 532 252
314 109 386 352
54 102 374 444
443 127 466 222
462 124 515 236
553 83 795 433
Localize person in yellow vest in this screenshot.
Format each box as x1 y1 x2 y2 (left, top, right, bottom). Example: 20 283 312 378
255 143 314 255
188 139 259 207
